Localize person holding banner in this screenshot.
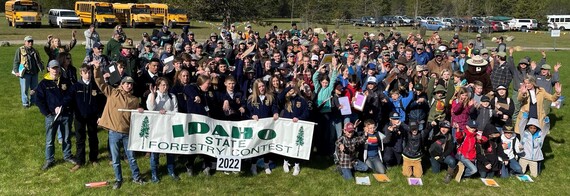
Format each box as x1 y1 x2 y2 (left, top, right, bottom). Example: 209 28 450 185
93 60 146 189
146 77 179 183
183 75 216 176
246 79 280 175
280 86 309 176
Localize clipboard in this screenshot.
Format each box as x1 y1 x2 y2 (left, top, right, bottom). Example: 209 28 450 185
320 54 335 65
353 92 367 111
105 64 122 85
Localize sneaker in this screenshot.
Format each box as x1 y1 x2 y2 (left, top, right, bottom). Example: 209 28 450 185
132 178 146 185
170 174 180 181
151 175 160 183
223 171 231 175
203 167 211 176
112 181 122 190
283 160 290 173
65 158 78 165
250 164 258 175
58 139 63 144
444 174 452 184
41 161 54 171
70 165 81 172
292 163 300 176
186 166 194 176
264 163 272 174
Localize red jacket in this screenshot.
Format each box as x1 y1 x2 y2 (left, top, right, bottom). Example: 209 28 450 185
456 129 487 161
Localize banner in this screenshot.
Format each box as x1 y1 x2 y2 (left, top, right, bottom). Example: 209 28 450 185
127 112 315 160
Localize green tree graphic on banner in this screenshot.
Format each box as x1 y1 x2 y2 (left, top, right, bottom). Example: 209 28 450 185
296 126 304 157
139 116 150 149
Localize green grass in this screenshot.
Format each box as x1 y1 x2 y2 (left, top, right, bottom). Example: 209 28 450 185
0 47 569 195
1 14 569 49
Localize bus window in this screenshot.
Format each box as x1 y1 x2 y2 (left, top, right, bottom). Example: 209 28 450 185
132 7 150 14
96 7 113 14
565 18 570 22
14 4 39 11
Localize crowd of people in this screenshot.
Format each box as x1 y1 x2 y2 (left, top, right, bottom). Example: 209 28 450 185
12 22 562 189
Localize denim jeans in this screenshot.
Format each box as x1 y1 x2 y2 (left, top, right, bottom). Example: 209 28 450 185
501 158 523 177
109 130 141 182
429 155 457 173
45 114 73 162
479 169 495 178
365 155 386 174
456 154 477 177
85 48 93 57
150 153 176 177
20 72 38 106
340 160 368 180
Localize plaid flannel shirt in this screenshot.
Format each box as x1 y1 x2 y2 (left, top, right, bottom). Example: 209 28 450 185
490 62 513 89
335 135 366 169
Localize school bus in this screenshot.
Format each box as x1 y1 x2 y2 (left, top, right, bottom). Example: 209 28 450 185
113 3 157 28
75 1 118 27
147 3 190 27
5 0 42 28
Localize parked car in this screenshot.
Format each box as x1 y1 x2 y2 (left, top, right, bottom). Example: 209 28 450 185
374 16 393 27
440 18 454 27
509 18 538 31
384 16 404 26
489 20 508 32
466 19 492 33
420 21 447 31
48 9 82 28
394 15 414 26
415 16 427 23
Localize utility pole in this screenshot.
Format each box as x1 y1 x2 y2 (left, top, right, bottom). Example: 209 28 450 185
291 0 294 25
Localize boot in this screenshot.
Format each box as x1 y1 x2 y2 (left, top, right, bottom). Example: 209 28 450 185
444 167 456 184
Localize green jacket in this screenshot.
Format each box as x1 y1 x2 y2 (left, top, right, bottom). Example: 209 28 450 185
312 69 339 113
105 38 122 61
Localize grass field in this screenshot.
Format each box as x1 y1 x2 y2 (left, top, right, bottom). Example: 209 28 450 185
0 43 569 194
1 14 569 49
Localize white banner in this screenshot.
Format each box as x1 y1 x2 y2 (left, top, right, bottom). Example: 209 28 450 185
127 111 315 160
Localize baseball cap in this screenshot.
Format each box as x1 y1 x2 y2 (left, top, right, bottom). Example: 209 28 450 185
311 55 319 61
476 34 481 38
480 48 489 54
480 95 490 102
92 42 103 49
47 60 59 68
24 36 33 41
344 122 355 133
367 63 376 70
439 120 451 128
497 52 507 58
366 77 377 84
497 85 507 90
121 76 135 84
519 58 529 65
389 112 401 119
414 83 423 90
541 64 552 70
467 120 478 128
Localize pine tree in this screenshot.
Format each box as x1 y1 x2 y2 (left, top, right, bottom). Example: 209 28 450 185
139 116 150 149
296 126 305 157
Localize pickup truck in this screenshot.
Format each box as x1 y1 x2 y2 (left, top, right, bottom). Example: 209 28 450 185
351 16 376 26
509 19 538 31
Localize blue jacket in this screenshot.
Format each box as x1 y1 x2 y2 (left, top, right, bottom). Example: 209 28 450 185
246 94 279 119
170 84 188 113
70 79 105 118
280 96 309 120
414 51 432 65
35 75 73 116
383 90 414 122
184 84 210 116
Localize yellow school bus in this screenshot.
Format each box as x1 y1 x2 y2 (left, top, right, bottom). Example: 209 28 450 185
113 3 157 28
5 0 42 28
147 3 190 27
75 1 118 27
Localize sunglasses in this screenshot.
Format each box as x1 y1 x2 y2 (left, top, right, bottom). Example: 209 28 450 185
27 40 34 43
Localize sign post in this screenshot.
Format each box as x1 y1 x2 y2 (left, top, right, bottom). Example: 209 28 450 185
551 29 561 51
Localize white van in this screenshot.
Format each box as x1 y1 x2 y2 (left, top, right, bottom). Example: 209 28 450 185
547 15 570 31
48 9 82 28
